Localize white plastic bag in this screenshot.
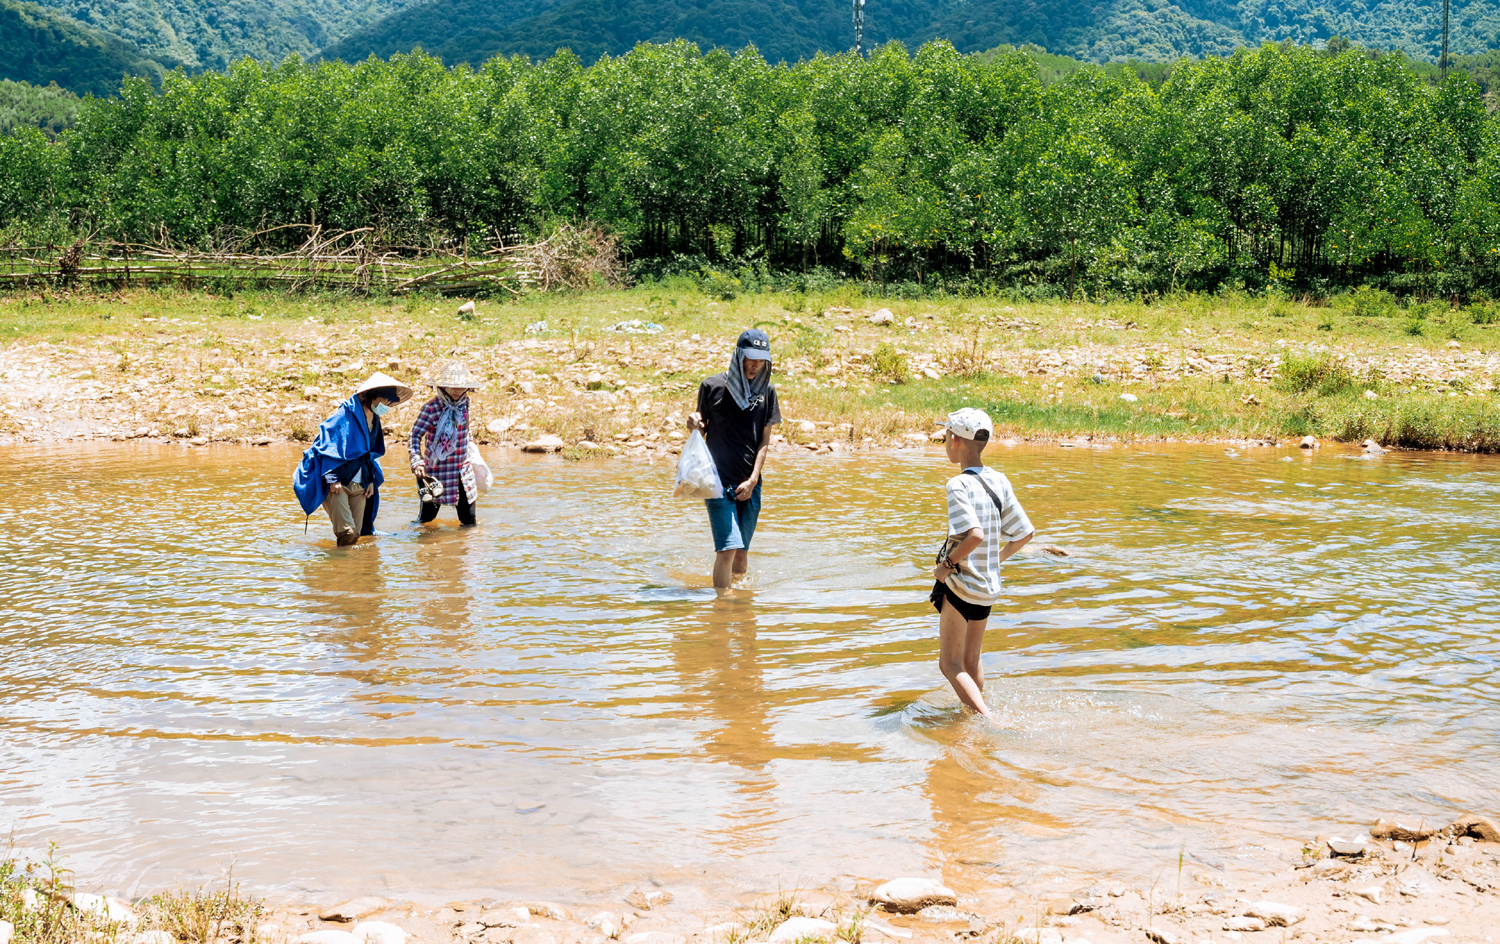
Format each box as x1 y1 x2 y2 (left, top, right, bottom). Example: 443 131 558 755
467 441 493 495
673 430 723 499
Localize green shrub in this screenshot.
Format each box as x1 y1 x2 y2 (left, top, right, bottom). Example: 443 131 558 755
1346 285 1398 318
1276 352 1358 396
870 342 911 383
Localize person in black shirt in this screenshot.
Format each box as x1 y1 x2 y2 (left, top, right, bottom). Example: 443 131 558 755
687 328 782 589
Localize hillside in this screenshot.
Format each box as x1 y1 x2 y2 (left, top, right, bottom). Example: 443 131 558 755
0 0 173 98
25 0 426 71
326 0 1500 65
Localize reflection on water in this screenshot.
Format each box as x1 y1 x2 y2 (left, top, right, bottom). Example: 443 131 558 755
0 443 1497 905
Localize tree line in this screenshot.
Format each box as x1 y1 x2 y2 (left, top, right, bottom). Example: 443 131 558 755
1 39 1496 297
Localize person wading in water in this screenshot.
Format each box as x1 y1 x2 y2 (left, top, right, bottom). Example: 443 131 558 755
687 328 781 590
408 360 483 526
293 372 413 546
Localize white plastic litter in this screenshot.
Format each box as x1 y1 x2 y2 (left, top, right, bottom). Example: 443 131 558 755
609 319 664 334
673 431 723 499
468 442 493 494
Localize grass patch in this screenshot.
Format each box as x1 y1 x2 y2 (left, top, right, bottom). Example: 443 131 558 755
1 845 264 944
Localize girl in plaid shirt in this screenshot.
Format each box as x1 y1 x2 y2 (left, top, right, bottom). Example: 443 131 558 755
409 361 482 525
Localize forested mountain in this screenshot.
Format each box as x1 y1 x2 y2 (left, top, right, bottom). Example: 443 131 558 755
24 0 425 71
327 0 1500 66
0 0 174 98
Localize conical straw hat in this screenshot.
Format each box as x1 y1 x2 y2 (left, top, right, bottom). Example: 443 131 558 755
355 371 414 403
425 360 483 389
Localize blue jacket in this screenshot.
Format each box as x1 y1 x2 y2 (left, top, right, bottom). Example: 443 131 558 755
293 395 386 534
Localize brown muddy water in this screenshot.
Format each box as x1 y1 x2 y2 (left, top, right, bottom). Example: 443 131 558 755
0 443 1497 908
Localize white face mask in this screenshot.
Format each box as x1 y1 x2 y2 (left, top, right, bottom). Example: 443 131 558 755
372 402 391 417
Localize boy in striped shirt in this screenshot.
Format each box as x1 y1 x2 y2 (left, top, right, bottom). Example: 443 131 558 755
930 408 1034 720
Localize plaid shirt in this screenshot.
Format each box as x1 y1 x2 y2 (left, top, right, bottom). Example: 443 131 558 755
408 396 476 505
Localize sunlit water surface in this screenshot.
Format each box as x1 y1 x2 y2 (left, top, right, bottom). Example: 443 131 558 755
0 444 1496 906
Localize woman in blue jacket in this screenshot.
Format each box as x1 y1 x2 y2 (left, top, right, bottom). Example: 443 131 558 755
294 372 413 546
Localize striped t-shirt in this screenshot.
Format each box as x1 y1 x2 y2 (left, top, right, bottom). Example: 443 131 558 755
942 466 1034 606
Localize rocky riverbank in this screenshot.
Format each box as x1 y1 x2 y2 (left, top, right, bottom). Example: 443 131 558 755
1 288 1499 453
5 815 1497 944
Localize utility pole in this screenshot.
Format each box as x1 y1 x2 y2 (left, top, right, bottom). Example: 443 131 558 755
853 0 864 56
1441 0 1450 82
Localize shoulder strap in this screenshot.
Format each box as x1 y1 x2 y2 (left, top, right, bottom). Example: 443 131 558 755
962 468 1006 516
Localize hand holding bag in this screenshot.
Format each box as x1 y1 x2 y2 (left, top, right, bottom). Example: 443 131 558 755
673 430 723 499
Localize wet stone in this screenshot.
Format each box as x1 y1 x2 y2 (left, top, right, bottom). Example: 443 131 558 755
870 878 957 914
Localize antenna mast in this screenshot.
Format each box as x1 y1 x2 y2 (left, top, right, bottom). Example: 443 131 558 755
1441 0 1450 82
853 0 864 56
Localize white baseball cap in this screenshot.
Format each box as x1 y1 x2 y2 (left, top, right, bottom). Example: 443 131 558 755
936 407 993 441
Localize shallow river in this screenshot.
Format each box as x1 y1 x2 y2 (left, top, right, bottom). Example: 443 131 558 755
0 443 1497 908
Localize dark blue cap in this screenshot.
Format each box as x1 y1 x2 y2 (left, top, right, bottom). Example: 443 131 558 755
737 328 772 361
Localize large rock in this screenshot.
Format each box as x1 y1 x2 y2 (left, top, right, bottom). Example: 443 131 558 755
0 918 14 944
869 878 956 914
1223 917 1265 932
319 899 389 922
869 309 895 325
479 908 530 928
1447 813 1500 841
1242 901 1305 927
1371 819 1436 842
624 888 672 911
352 922 408 944
521 435 565 454
72 894 137 925
296 932 365 944
768 918 836 943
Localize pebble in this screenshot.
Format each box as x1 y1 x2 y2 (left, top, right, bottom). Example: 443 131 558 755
1118 393 1138 402
624 888 672 911
0 919 13 944
923 367 942 380
1353 885 1384 904
1223 917 1265 932
296 932 364 944
798 420 816 434
320 899 389 922
1243 901 1305 926
868 877 957 913
1143 930 1181 944
1299 435 1318 448
768 918 836 943
352 922 407 944
586 913 622 939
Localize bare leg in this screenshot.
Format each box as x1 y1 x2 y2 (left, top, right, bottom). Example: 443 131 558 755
713 550 737 589
732 549 749 576
938 601 993 719
963 618 987 694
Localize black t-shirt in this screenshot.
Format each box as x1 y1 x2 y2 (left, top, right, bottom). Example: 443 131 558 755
697 372 781 489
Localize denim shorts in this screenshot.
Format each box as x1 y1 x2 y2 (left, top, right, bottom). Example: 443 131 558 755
705 481 762 552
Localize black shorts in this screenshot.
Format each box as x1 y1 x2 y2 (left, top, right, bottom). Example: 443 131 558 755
930 581 992 622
